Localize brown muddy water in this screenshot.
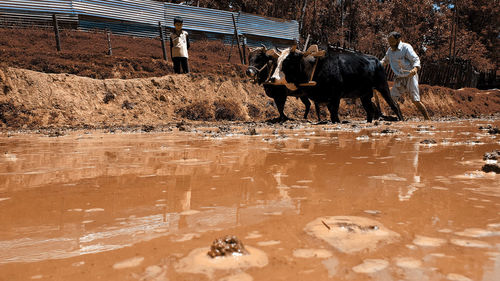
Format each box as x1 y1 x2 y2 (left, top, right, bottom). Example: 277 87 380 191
1 119 499 281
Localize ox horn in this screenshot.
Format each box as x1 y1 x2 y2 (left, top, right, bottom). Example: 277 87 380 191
265 49 280 59
260 43 267 50
290 45 297 53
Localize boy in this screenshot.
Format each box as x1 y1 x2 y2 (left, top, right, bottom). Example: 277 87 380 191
170 16 190 74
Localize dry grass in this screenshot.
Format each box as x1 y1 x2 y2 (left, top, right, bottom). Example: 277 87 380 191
0 27 247 79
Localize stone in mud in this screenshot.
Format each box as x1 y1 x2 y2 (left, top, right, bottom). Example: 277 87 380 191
479 125 492 130
122 100 135 110
245 128 258 135
304 216 399 253
482 164 500 174
483 150 500 161
380 128 398 134
207 235 249 258
488 127 500 135
103 93 115 104
142 125 154 132
420 139 437 144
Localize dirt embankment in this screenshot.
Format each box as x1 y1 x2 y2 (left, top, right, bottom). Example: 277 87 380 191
0 65 499 131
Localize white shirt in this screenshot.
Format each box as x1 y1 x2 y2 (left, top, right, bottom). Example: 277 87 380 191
381 41 420 78
171 30 189 58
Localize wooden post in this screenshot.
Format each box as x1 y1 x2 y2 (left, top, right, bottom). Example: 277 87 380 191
241 36 247 64
107 30 112 55
52 14 61 52
303 34 310 51
231 14 244 64
159 22 168 61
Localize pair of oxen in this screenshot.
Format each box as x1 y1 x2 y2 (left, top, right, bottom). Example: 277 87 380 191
245 45 403 123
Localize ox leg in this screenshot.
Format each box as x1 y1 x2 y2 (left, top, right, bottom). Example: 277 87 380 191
361 95 375 123
373 91 382 120
376 84 404 121
273 95 290 123
314 102 322 122
300 96 311 119
327 98 341 123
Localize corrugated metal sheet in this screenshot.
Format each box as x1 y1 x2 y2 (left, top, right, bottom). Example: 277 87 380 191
0 9 77 24
0 0 73 14
0 0 299 46
164 3 235 35
73 0 164 25
238 12 299 42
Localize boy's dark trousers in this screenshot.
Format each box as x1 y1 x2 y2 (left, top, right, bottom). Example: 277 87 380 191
172 57 189 74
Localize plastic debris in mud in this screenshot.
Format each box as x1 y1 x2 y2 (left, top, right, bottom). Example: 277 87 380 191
207 235 249 258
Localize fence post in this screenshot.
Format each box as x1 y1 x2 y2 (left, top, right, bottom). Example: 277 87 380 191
242 36 248 64
158 22 168 61
52 14 61 52
107 30 112 55
231 14 244 65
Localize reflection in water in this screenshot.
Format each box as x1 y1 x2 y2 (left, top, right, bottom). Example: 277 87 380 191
0 120 499 280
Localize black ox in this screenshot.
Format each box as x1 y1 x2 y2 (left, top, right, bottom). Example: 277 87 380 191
272 46 403 123
246 46 320 122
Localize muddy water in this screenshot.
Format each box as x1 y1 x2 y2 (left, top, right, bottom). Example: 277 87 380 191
0 119 499 281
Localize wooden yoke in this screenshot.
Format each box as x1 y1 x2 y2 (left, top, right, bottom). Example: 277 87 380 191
299 45 325 87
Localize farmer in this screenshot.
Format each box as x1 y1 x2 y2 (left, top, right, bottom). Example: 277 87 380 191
170 16 190 74
381 31 430 120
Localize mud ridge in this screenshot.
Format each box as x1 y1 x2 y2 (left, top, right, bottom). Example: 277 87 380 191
0 66 499 131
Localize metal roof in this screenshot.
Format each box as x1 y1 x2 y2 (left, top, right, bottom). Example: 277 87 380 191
0 0 73 14
0 0 299 45
164 3 236 35
238 12 299 42
73 0 164 25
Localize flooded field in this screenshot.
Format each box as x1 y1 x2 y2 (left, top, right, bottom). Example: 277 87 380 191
1 119 499 281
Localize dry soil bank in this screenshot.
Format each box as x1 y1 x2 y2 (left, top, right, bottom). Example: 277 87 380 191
0 66 499 131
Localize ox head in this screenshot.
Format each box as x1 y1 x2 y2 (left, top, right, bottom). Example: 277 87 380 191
281 45 324 85
246 45 279 84
268 47 291 85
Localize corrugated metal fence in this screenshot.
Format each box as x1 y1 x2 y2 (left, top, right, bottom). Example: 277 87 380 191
0 0 299 47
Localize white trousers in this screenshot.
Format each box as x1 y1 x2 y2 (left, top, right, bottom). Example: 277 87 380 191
391 74 420 102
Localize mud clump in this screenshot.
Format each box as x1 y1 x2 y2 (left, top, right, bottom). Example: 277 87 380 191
482 164 500 174
214 99 245 121
0 102 33 128
207 235 249 258
176 100 214 121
